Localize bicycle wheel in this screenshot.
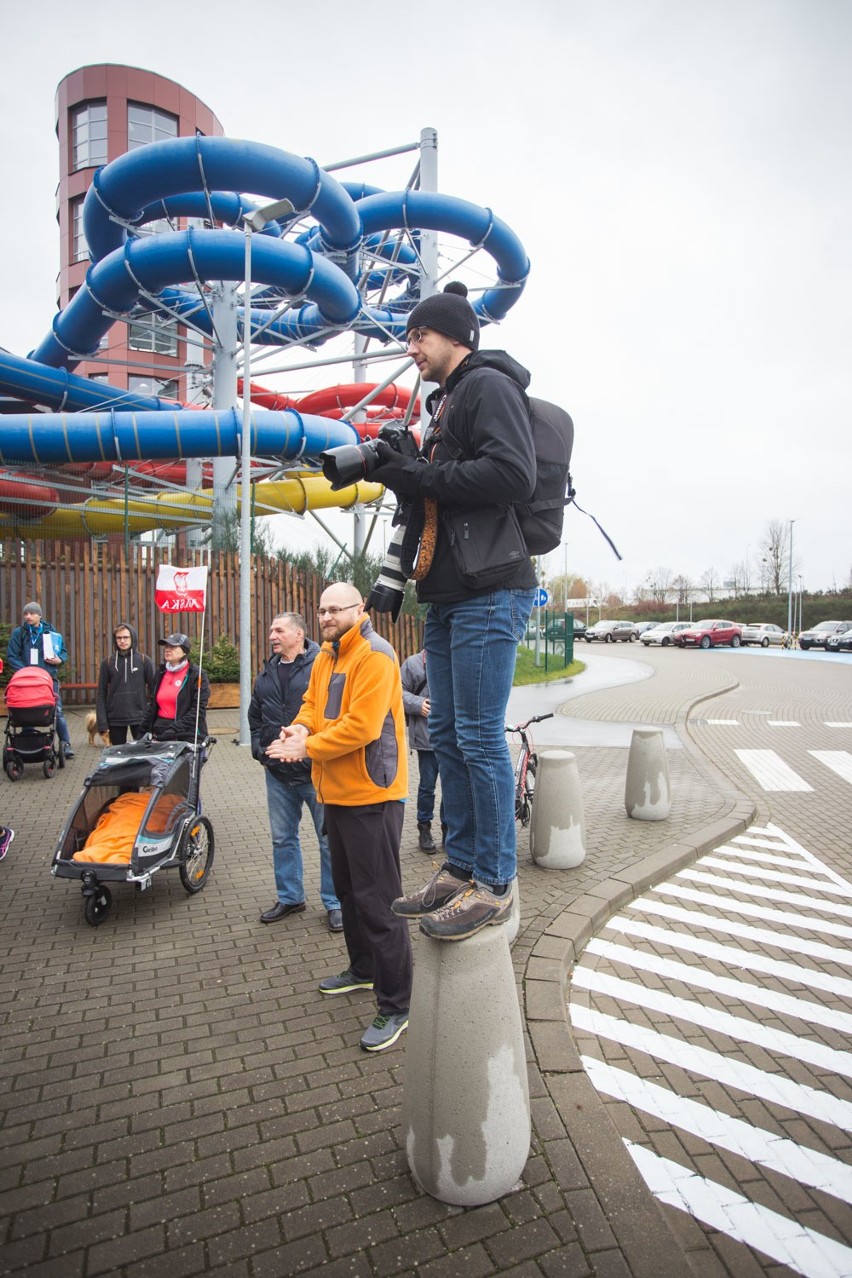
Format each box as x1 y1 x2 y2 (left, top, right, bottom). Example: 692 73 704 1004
179 816 214 893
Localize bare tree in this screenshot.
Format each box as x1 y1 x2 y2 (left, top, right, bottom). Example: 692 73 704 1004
700 567 719 602
671 574 693 607
645 567 672 607
758 519 790 595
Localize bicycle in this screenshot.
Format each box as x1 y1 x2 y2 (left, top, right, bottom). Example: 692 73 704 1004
505 713 554 826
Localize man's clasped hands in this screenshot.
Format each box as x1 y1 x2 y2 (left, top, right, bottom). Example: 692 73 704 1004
265 724 309 763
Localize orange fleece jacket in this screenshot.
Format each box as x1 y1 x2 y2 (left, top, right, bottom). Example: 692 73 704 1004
294 616 408 806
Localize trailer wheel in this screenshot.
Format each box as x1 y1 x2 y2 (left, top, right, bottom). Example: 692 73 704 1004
57 742 66 769
84 884 112 927
43 755 56 779
179 817 214 894
5 758 23 781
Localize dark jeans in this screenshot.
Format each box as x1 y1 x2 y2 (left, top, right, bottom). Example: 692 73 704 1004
415 750 445 827
107 723 145 745
323 801 412 1016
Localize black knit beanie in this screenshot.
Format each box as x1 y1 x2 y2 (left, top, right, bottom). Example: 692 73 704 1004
406 282 480 351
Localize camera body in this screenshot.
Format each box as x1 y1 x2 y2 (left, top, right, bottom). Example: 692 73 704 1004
320 423 420 492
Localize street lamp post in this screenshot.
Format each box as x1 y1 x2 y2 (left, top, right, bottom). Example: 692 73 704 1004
786 519 796 640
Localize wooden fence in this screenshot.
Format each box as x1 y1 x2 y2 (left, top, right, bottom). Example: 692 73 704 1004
0 541 424 704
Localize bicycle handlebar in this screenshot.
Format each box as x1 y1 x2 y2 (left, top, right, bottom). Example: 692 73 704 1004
505 713 554 733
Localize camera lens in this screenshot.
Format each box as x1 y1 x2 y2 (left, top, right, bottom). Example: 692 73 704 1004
319 442 378 491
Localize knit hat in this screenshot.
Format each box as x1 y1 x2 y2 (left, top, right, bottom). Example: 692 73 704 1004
159 632 191 655
23 602 42 617
406 282 480 351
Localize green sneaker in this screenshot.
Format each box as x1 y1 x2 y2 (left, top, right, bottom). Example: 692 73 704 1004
360 1011 409 1052
319 968 374 995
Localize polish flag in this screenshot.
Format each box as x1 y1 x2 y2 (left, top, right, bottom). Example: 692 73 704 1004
155 565 208 613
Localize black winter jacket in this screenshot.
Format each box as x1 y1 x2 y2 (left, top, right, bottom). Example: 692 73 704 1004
248 639 319 786
414 350 538 602
147 660 209 741
96 623 155 731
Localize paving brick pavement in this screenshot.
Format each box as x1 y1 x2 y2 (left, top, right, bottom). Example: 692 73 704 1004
0 649 756 1278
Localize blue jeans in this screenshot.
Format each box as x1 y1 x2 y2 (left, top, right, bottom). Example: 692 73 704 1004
54 687 71 746
415 750 445 827
265 771 339 911
424 588 535 888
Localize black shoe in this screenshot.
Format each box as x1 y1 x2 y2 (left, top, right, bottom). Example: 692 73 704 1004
260 901 306 923
327 909 344 932
418 822 436 852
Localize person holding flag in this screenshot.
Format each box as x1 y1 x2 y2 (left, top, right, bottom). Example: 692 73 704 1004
147 633 209 742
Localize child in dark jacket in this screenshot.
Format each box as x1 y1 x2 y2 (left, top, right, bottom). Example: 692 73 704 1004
96 622 156 745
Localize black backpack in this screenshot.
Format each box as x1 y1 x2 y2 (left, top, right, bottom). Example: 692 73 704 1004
517 397 575 555
518 397 622 561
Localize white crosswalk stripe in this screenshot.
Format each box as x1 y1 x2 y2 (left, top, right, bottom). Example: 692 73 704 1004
569 823 852 1277
810 750 852 785
734 748 813 790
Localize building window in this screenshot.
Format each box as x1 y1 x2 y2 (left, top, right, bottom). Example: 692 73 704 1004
128 103 178 150
72 101 108 170
71 197 88 263
88 373 109 383
128 313 179 356
129 374 178 399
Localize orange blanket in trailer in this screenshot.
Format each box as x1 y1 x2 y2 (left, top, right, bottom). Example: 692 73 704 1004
72 791 182 864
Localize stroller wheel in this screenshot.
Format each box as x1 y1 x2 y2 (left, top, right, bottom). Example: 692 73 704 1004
84 884 112 927
179 816 214 894
5 757 23 782
43 755 57 779
57 742 66 770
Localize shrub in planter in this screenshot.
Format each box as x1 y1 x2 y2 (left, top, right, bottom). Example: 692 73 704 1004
192 635 240 683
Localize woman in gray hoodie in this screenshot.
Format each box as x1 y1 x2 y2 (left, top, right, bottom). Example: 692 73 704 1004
96 622 155 744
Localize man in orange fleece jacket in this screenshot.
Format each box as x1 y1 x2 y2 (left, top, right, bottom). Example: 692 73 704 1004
266 582 412 1053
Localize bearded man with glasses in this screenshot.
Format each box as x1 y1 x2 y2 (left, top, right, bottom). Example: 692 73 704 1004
266 582 412 1053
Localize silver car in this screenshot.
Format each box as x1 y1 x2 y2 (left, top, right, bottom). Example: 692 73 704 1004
641 622 694 647
741 623 786 648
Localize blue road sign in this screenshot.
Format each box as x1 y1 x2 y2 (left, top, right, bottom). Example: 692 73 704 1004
534 587 549 608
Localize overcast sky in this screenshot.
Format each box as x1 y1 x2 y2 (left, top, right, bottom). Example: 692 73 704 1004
1 0 849 600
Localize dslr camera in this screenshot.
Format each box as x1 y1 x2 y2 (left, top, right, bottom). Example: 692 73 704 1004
320 423 422 621
319 422 420 492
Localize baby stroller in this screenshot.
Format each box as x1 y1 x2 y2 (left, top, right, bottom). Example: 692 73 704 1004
52 735 216 926
4 666 66 780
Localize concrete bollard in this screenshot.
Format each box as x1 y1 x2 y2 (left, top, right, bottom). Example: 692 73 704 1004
625 727 671 820
505 877 521 947
402 926 530 1205
529 750 586 869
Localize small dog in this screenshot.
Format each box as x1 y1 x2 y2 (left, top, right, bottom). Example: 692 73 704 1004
85 712 110 747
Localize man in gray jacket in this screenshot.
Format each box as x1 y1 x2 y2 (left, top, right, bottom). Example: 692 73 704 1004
400 650 445 852
248 612 342 932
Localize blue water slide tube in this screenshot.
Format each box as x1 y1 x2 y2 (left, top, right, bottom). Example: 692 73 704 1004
0 350 168 413
31 228 362 368
130 192 285 239
357 190 530 323
0 407 358 466
83 137 361 266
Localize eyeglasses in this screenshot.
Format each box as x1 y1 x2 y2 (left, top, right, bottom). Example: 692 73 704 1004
317 604 360 618
406 327 431 346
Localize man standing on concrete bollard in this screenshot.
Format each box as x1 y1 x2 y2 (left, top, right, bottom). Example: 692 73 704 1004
249 612 342 933
370 284 537 940
265 583 412 1052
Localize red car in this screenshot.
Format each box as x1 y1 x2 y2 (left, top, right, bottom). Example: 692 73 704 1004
673 619 742 649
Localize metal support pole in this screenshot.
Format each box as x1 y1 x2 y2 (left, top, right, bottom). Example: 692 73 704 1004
210 283 239 549
786 519 796 637
238 222 254 746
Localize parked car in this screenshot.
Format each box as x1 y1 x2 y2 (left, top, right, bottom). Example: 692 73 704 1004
641 621 695 647
741 622 787 648
546 616 586 640
584 620 639 643
673 619 742 649
798 621 852 651
825 628 852 653
635 622 658 636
